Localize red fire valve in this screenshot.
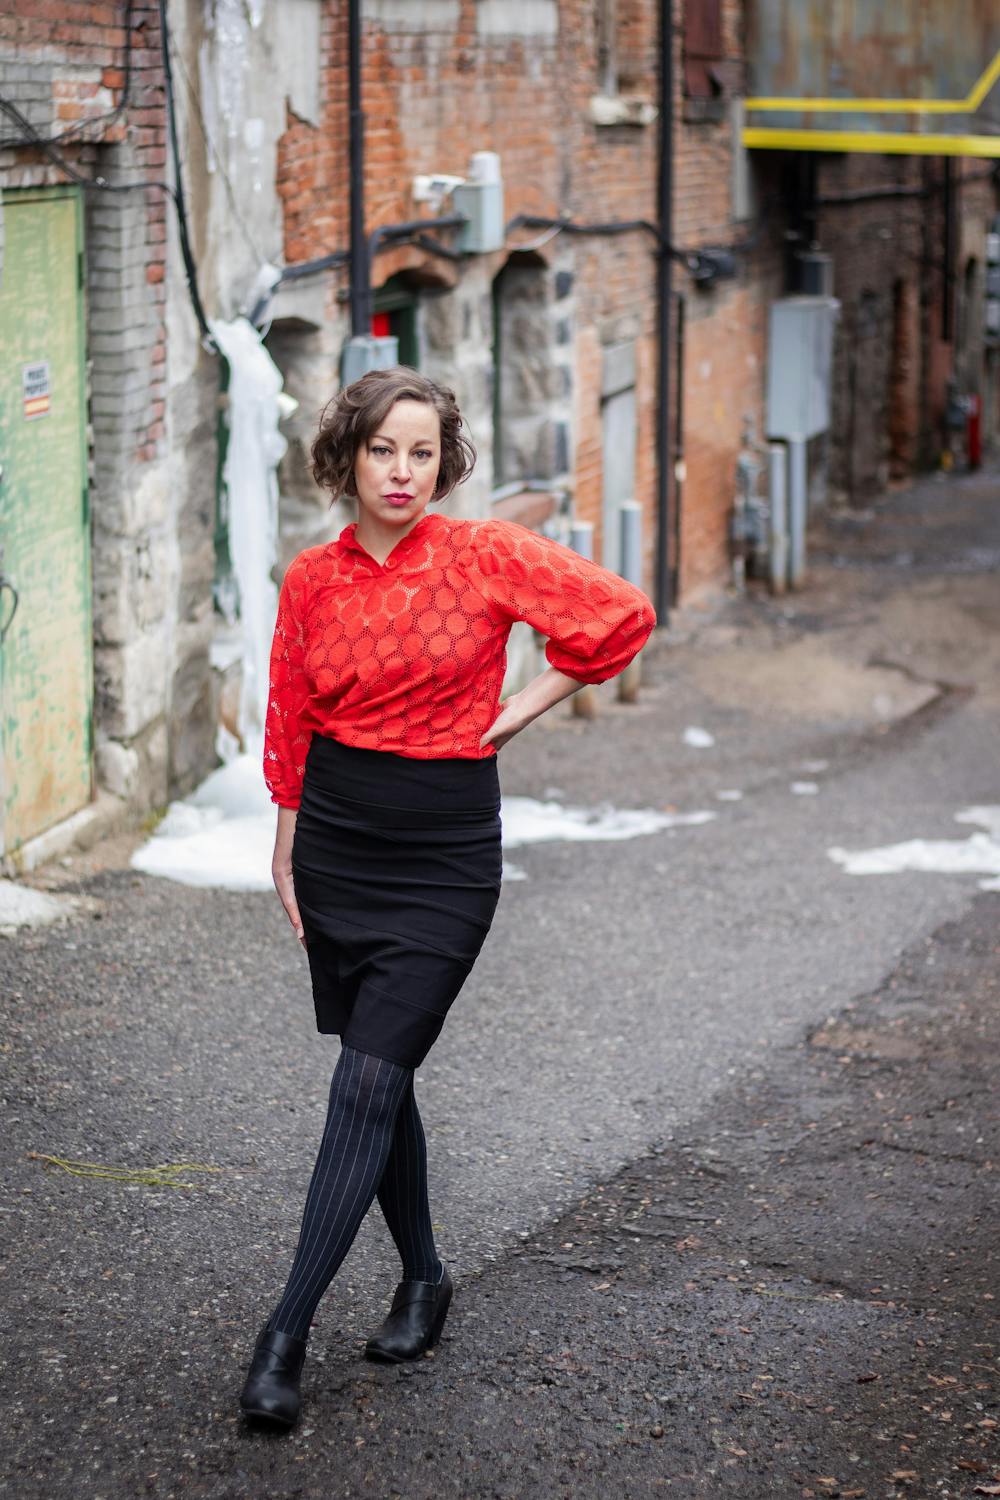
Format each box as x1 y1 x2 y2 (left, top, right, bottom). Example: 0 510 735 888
967 393 982 470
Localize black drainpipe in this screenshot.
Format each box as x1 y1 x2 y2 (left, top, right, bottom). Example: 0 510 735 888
348 0 368 338
655 0 675 625
672 290 685 605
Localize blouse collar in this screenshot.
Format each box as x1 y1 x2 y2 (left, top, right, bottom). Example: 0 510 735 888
337 510 440 564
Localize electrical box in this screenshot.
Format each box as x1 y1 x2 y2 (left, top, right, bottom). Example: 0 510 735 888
454 151 504 254
341 334 399 384
765 296 840 440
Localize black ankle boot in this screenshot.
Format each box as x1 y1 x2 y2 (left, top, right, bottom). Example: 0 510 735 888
364 1265 453 1363
239 1327 307 1429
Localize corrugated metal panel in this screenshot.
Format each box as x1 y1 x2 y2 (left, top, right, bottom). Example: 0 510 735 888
744 0 1000 156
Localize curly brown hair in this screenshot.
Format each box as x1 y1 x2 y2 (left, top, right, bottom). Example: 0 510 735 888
311 366 477 502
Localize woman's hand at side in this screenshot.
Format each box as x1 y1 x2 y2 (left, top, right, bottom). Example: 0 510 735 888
273 805 306 947
480 666 583 753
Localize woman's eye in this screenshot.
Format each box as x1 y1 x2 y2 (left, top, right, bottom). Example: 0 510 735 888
372 445 392 456
415 449 433 460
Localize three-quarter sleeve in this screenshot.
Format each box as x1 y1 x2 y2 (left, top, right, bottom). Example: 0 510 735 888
472 519 657 684
263 555 314 809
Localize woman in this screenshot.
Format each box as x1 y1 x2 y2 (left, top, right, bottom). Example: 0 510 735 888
240 367 656 1429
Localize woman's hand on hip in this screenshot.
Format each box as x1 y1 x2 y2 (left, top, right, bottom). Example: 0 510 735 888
480 669 584 753
480 693 530 752
273 806 306 947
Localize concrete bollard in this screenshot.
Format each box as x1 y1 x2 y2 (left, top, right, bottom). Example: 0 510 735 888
617 500 643 704
569 520 598 719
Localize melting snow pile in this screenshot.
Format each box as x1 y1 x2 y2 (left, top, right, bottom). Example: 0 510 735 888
828 806 1000 892
131 765 715 891
501 797 714 847
131 756 276 890
0 880 76 931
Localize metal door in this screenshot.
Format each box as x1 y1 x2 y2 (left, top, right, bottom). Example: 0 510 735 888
0 186 92 855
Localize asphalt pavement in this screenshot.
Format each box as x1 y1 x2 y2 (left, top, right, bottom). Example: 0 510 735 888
1 466 998 1499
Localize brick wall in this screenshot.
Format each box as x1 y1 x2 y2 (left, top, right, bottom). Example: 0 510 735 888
272 0 665 599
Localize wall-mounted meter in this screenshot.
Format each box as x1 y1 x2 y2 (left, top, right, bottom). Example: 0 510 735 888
454 152 504 255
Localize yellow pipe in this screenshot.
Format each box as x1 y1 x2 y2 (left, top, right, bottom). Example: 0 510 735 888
742 126 1000 157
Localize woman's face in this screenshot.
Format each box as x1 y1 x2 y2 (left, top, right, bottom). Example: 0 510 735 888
353 399 442 531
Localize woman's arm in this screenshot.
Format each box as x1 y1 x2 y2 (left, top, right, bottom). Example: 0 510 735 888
472 520 657 752
263 557 314 812
272 805 306 947
480 665 582 751
471 519 656 688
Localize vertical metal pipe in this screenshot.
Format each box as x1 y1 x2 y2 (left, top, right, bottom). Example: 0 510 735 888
767 441 788 595
672 290 685 606
569 520 594 560
348 0 369 338
619 500 642 585
618 501 644 702
569 522 598 719
654 0 674 626
942 156 954 343
787 436 808 588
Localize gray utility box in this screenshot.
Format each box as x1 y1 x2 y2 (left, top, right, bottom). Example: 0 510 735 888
766 296 840 440
454 179 505 254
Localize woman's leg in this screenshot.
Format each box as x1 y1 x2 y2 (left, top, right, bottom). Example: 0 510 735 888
376 1076 443 1285
267 1044 411 1341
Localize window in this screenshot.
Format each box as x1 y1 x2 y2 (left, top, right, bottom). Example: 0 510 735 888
591 0 656 127
596 0 617 96
684 0 724 107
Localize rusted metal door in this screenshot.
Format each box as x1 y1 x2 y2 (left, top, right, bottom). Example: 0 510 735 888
0 186 92 855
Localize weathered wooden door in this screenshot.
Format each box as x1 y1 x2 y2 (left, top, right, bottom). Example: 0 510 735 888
0 186 92 856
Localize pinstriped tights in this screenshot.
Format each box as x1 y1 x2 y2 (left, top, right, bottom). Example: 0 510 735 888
266 1045 443 1342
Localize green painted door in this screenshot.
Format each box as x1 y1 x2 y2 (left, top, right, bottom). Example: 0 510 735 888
0 186 92 855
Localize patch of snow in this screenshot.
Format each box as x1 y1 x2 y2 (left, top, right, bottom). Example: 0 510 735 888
683 726 715 748
828 805 1000 892
715 789 743 802
131 756 274 891
130 760 715 891
791 781 819 796
0 880 75 931
501 797 715 848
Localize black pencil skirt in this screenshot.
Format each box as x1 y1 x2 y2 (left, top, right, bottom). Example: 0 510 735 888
290 734 503 1069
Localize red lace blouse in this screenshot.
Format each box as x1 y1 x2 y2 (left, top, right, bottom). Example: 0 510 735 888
263 510 656 808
